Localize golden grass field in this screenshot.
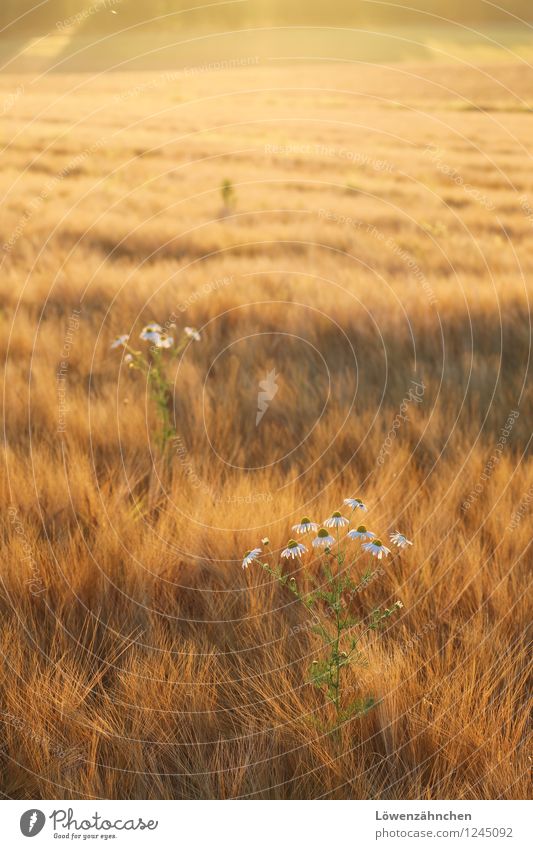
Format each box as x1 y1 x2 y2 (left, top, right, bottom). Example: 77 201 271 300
0 57 531 799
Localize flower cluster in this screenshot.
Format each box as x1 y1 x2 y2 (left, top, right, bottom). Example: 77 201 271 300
111 323 201 354
241 497 412 569
239 495 412 728
110 322 201 448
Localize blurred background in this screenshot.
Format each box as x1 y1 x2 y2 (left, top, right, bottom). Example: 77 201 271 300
2 1 533 71
2 1 533 32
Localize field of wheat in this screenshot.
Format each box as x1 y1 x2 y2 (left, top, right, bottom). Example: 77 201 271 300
0 57 531 800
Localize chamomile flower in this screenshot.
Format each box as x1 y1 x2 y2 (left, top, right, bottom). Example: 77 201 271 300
312 528 335 548
347 525 376 542
323 511 349 528
344 497 367 512
390 531 413 549
362 539 391 559
153 333 173 349
242 548 261 569
184 326 201 342
281 539 306 559
111 334 129 349
140 323 163 343
292 517 319 535
124 353 133 364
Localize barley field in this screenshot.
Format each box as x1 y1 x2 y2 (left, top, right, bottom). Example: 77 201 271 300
0 55 531 799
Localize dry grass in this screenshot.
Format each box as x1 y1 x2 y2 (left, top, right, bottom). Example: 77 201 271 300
0 60 531 799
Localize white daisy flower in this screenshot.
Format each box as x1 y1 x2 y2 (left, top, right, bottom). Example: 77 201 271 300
344 497 367 512
281 539 306 559
292 516 319 535
396 600 404 609
140 323 163 343
390 531 413 549
111 334 129 349
242 548 261 569
184 326 201 342
312 528 335 548
323 510 349 528
142 331 161 344
153 333 174 349
124 353 133 364
362 539 391 559
347 525 376 541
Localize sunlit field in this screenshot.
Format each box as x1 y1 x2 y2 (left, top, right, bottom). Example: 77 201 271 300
0 54 531 799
